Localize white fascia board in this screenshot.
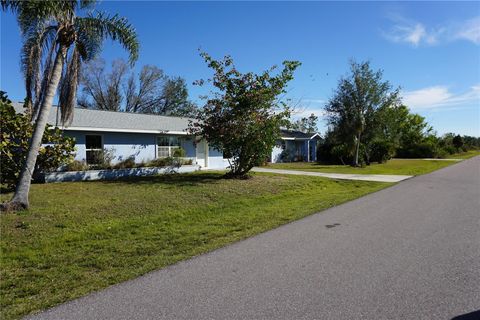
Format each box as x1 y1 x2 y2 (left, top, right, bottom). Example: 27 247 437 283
280 137 309 141
280 133 321 140
59 126 189 135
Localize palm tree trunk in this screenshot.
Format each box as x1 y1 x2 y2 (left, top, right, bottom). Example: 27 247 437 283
2 46 66 211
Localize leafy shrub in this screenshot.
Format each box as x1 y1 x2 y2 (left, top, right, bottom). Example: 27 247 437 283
113 156 136 169
189 52 300 178
280 149 291 162
172 147 186 158
146 157 176 167
89 147 116 170
331 144 353 165
442 145 456 155
368 140 394 163
0 92 75 189
145 156 193 167
435 148 449 159
316 143 335 164
397 141 438 158
64 160 88 171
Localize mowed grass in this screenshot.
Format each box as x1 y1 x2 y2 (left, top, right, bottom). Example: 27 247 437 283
448 150 480 159
266 158 463 176
0 172 389 319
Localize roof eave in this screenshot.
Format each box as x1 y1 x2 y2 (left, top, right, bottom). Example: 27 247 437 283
60 126 189 135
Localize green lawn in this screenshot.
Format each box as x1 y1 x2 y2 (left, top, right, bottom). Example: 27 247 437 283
447 150 480 159
0 172 389 319
266 158 461 176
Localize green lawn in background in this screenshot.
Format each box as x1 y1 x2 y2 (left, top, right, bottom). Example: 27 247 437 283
0 172 389 320
266 158 462 176
447 150 480 159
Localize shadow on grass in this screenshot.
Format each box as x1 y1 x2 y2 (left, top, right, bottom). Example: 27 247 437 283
1 185 15 194
98 172 226 187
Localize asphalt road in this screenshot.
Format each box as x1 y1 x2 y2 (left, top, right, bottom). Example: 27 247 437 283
28 157 480 320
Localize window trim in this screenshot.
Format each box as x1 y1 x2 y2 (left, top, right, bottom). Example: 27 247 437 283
156 135 182 158
85 134 103 164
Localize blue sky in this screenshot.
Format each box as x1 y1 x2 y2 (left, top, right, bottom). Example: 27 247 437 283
1 1 479 136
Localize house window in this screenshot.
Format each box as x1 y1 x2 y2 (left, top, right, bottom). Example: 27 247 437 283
85 135 103 164
157 136 181 158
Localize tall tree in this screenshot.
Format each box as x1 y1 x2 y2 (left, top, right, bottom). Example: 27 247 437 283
190 52 300 177
1 0 139 211
80 58 197 116
78 58 128 111
290 113 318 133
155 77 198 116
124 64 165 113
452 135 464 151
325 60 399 166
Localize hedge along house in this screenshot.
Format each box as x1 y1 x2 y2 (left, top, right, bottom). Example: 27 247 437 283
12 102 229 170
270 129 321 163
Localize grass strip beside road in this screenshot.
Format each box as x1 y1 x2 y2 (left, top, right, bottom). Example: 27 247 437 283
266 158 467 176
1 172 389 319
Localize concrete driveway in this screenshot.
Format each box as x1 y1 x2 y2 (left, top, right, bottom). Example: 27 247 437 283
252 167 412 182
27 157 480 320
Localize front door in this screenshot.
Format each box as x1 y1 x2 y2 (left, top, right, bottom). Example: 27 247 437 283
196 140 208 168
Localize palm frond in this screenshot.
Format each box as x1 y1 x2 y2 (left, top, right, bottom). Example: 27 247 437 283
75 24 102 61
31 35 58 122
58 47 81 126
77 11 139 64
80 0 97 9
13 1 75 35
20 22 58 117
0 0 21 11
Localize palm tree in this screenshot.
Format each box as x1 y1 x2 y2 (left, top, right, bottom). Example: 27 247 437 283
1 0 139 211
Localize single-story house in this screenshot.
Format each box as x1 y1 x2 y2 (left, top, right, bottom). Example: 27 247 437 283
270 129 321 163
13 102 229 170
12 103 321 167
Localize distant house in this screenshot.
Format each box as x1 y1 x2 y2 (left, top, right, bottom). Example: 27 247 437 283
13 103 228 170
13 103 321 167
270 129 321 163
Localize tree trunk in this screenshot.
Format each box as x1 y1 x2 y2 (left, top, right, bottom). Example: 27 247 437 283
1 46 66 212
354 133 361 167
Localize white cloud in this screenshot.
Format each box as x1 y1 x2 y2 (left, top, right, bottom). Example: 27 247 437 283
384 15 479 46
302 98 326 104
403 85 480 110
387 23 428 46
454 17 480 44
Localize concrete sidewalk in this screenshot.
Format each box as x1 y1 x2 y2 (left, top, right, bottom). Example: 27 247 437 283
252 167 412 182
392 158 463 161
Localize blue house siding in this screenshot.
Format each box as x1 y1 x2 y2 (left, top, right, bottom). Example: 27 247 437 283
181 137 197 159
65 131 157 163
64 130 225 168
270 137 320 163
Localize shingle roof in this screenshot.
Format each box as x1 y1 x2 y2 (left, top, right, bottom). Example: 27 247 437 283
280 129 320 140
12 102 192 134
11 103 321 138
